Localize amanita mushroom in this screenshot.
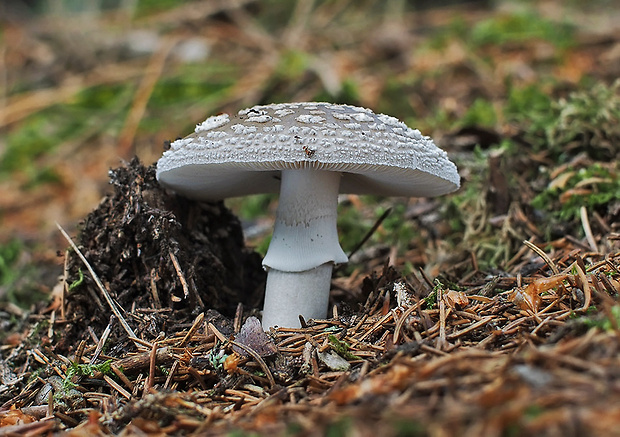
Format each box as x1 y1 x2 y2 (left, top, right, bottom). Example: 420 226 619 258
156 102 459 328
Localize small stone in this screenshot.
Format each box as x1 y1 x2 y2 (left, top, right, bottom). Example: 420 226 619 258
317 350 350 371
233 316 277 357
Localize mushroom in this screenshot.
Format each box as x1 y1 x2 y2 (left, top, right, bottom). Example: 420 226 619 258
156 102 459 329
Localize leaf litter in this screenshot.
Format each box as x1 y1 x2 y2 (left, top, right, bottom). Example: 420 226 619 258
0 158 618 435
1 1 620 436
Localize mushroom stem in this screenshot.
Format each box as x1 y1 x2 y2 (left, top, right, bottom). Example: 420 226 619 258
261 264 333 329
261 168 348 328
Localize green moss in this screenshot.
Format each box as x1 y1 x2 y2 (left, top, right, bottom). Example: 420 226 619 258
68 268 84 292
506 80 620 161
66 359 114 381
547 80 620 159
470 12 575 49
504 83 555 142
57 359 114 403
378 80 418 124
230 194 277 220
0 240 48 308
27 320 50 344
423 280 442 309
578 305 620 331
1 83 131 185
1 116 58 175
328 335 362 361
325 417 353 437
460 98 497 128
134 0 191 18
0 240 22 285
335 203 369 255
393 419 426 437
149 65 236 108
277 50 311 80
425 16 469 51
531 163 619 221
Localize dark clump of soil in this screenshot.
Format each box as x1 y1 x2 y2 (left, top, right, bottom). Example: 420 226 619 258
60 157 265 352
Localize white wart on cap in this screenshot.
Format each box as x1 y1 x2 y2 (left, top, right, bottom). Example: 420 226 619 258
157 102 460 329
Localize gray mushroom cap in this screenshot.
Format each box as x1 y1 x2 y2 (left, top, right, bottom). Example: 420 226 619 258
156 102 460 200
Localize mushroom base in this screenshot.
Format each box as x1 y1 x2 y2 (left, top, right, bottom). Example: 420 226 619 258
261 263 333 329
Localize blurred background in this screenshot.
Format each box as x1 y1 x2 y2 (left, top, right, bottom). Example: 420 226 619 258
1 0 619 304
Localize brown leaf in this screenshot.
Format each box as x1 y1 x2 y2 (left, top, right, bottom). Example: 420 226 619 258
509 275 569 312
444 290 469 308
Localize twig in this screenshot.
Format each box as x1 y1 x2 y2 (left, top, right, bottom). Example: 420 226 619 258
144 342 159 395
61 249 70 319
446 316 494 341
129 336 155 350
522 240 560 275
282 0 316 48
356 312 393 343
164 360 180 390
110 364 134 393
0 418 55 435
74 340 86 365
149 268 162 309
56 223 138 342
580 206 598 252
234 303 244 334
346 207 392 260
178 312 205 347
574 260 592 311
1 62 145 128
31 349 65 379
231 340 276 389
139 0 257 27
48 310 55 342
104 374 132 400
393 301 423 344
438 285 447 349
91 316 115 364
530 315 554 337
209 322 275 389
118 37 178 157
169 250 190 300
113 348 174 373
208 322 229 343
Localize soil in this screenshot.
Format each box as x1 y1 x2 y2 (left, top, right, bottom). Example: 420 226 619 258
61 158 266 349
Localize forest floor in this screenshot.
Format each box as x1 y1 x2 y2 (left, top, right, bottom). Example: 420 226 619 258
0 1 619 435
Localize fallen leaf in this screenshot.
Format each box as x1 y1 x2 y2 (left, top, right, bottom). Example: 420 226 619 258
233 317 277 357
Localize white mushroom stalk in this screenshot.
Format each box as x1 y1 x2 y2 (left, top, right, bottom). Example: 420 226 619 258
155 102 460 330
261 168 347 328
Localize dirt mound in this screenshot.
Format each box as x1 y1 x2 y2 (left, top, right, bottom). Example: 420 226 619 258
60 158 265 350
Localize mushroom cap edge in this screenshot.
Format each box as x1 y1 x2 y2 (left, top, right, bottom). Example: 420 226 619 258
156 102 460 200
